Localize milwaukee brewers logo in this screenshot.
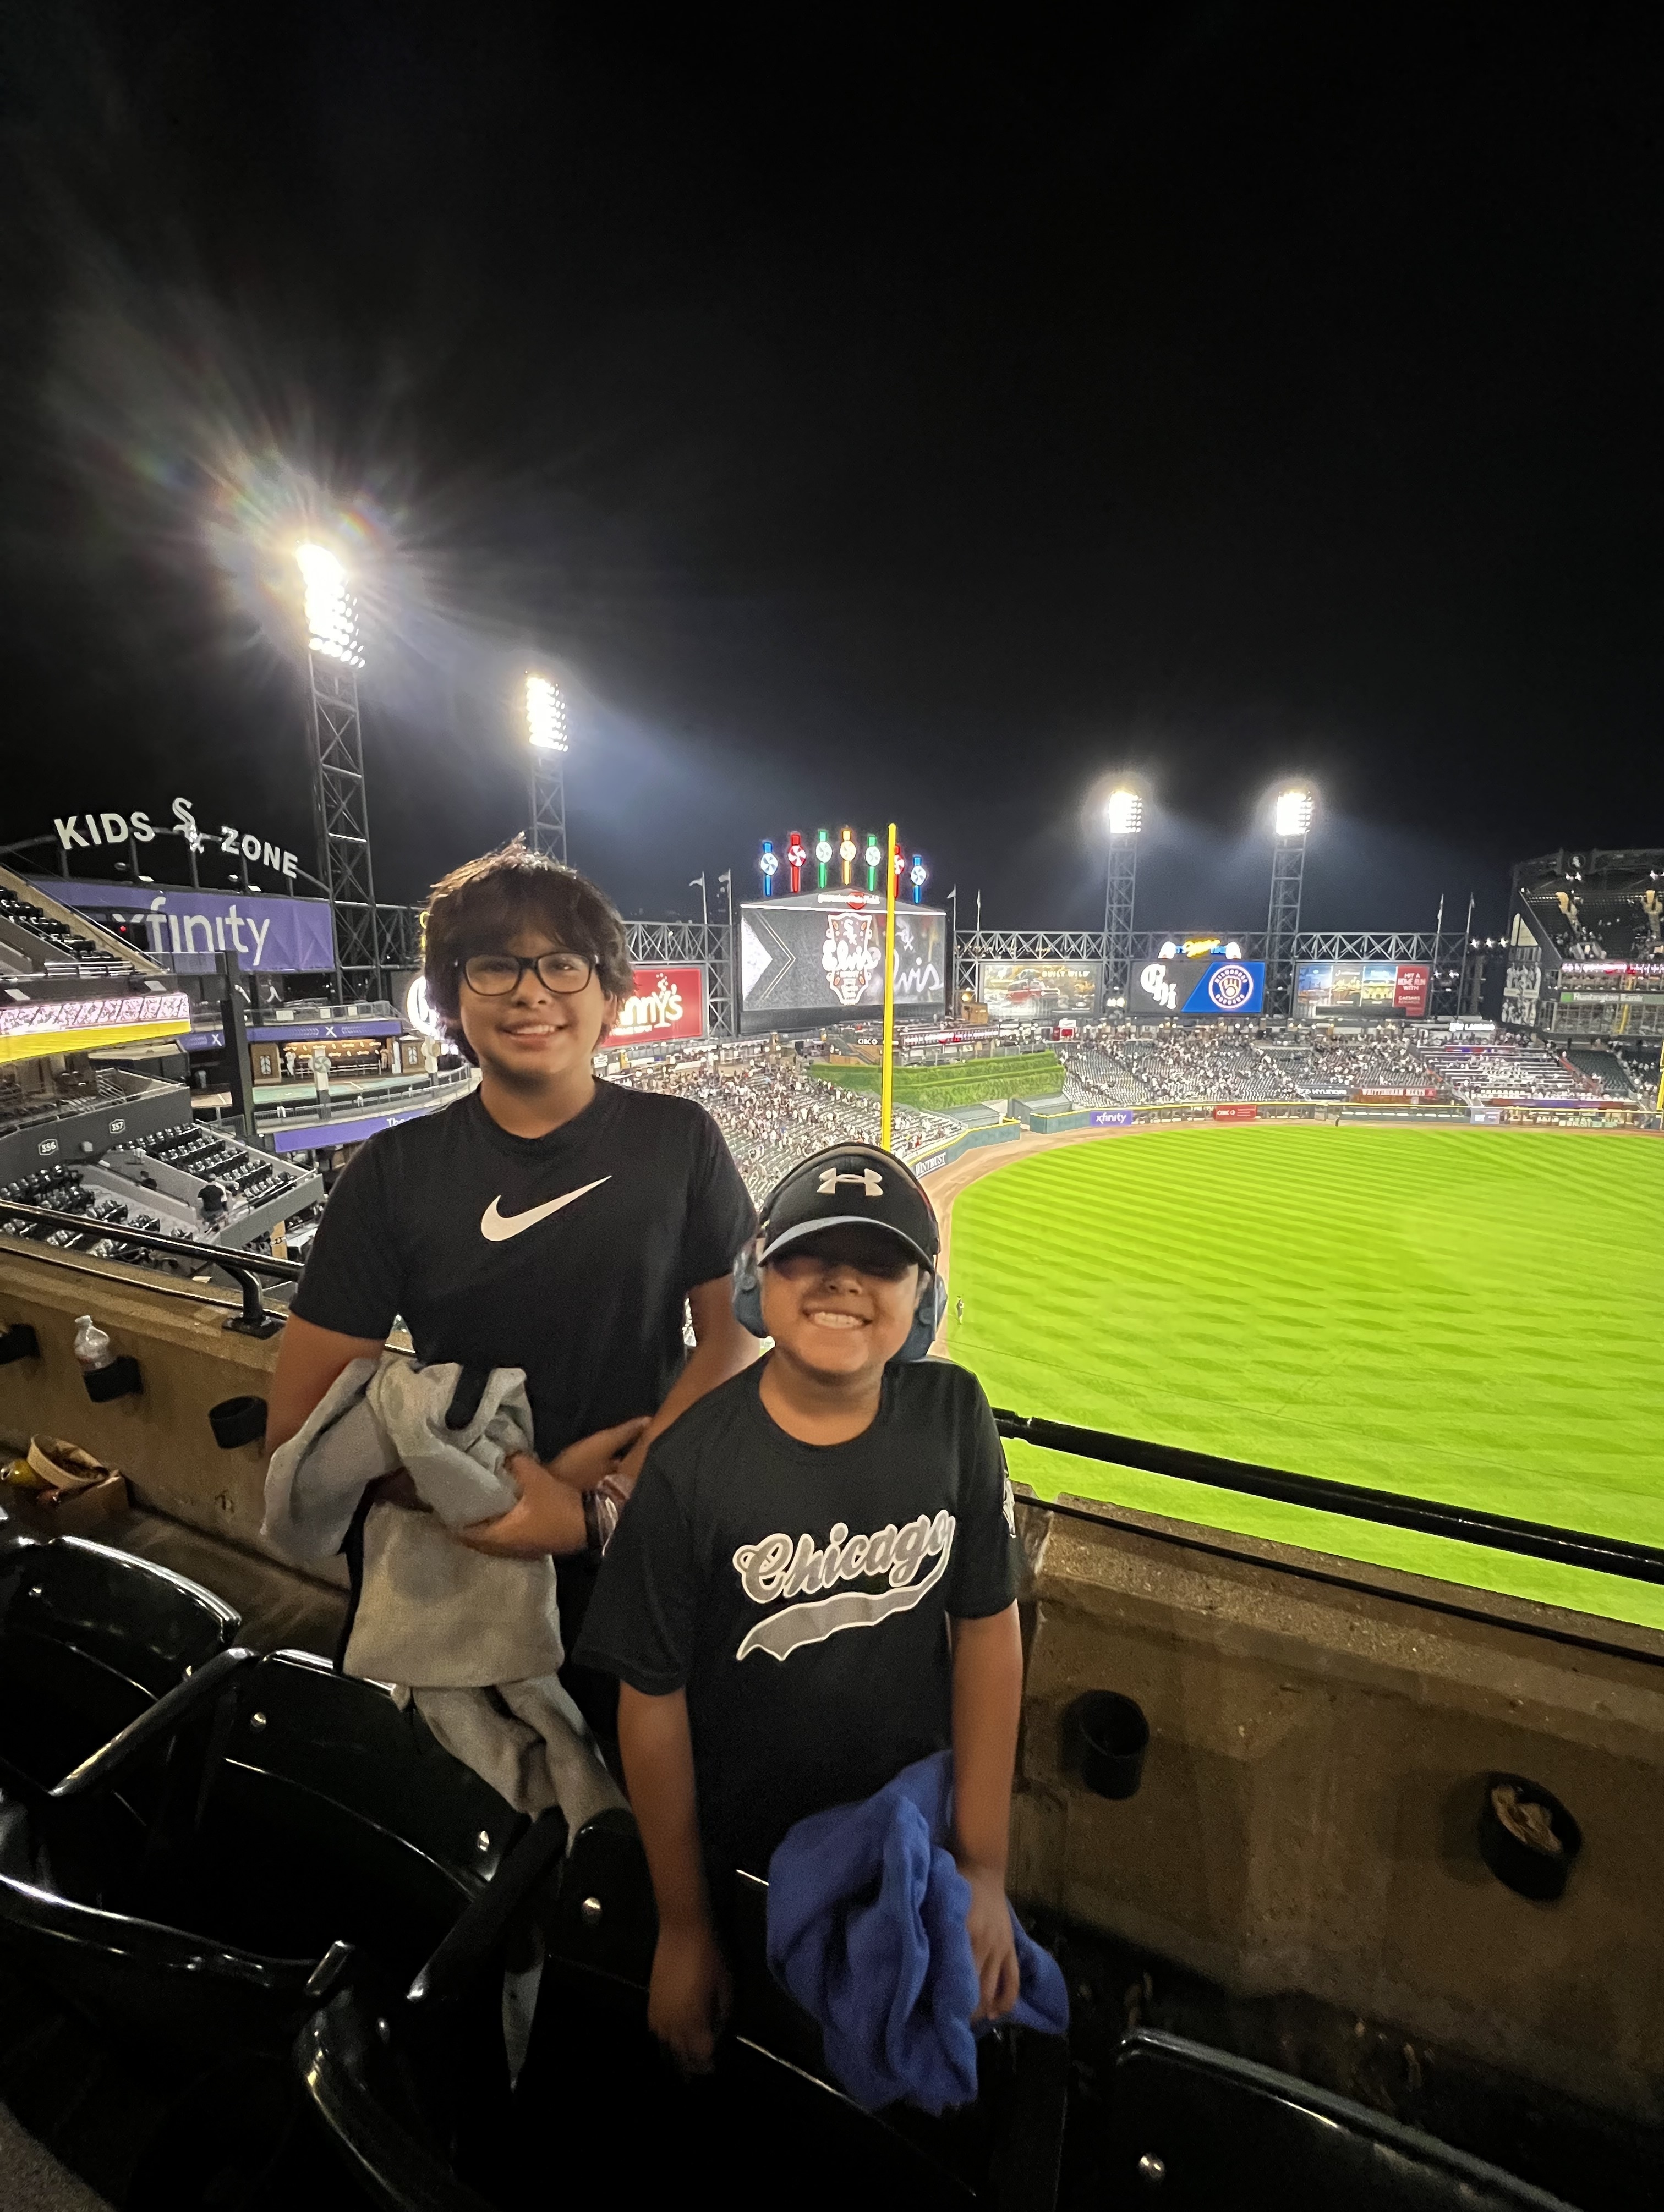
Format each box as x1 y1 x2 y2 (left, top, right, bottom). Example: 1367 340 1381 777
1207 962 1255 1011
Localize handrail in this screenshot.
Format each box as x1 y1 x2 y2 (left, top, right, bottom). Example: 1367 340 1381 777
0 1200 300 1336
50 1645 259 1798
993 1409 1664 1589
406 1804 568 2006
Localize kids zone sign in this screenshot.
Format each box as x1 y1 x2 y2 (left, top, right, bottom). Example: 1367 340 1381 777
39 882 336 975
50 797 300 880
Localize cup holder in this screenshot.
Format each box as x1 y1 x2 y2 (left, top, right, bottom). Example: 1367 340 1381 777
1478 1774 1581 1901
84 1356 142 1403
1064 1690 1150 1801
209 1395 269 1451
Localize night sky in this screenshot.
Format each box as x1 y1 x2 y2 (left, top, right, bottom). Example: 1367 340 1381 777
1 5 1659 934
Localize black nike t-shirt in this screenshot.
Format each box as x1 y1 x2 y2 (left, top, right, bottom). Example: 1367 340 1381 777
289 1083 757 1458
574 1358 1018 1875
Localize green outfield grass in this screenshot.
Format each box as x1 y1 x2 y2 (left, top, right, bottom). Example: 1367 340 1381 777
946 1123 1664 1631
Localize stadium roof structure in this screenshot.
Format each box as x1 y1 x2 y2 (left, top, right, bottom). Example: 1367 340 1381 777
1512 850 1664 967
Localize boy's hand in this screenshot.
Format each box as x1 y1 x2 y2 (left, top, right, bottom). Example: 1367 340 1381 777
959 1860 1021 2023
648 1918 732 2074
457 1452 587 1557
548 1416 651 1494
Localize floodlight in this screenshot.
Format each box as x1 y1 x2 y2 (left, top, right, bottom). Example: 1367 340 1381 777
297 542 363 668
1273 787 1315 839
526 673 568 753
1105 788 1143 838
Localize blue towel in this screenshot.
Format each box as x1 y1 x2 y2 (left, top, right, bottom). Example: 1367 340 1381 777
765 1750 1069 2114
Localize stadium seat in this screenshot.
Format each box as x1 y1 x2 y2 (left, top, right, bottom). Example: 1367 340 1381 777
0 1533 239 1796
0 1648 524 2074
297 1804 1069 2212
1101 2028 1575 2210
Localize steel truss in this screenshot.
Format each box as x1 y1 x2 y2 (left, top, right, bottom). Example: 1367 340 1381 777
375 905 425 976
1265 838 1307 1018
953 926 1464 1016
307 657 381 1001
529 754 567 864
1103 838 1138 999
626 919 736 1038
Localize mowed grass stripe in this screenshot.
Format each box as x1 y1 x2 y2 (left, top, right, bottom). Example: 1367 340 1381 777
945 1125 1664 1624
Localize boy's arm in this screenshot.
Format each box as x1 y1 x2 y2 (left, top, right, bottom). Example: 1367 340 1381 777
951 1603 1025 2021
605 1276 759 1497
617 1683 732 2073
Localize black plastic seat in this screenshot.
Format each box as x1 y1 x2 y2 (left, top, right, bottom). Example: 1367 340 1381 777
299 1805 1069 2212
125 1651 523 1982
1102 2028 1578 2210
0 1649 525 2073
0 1534 239 1794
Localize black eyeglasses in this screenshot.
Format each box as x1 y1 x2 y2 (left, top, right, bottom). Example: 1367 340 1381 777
460 951 595 996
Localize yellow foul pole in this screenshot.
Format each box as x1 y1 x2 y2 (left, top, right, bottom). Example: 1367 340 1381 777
880 821 897 1150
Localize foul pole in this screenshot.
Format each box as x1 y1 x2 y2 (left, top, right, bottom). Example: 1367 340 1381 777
880 821 897 1149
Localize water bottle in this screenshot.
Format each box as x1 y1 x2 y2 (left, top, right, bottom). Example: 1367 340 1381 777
73 1315 114 1376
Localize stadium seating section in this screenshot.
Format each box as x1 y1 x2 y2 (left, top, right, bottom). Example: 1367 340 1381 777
613 1022 1644 1200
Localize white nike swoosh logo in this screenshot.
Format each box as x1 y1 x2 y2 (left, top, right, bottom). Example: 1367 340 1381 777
480 1177 610 1243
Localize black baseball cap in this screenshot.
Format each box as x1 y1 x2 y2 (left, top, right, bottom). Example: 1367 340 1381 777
757 1144 939 1270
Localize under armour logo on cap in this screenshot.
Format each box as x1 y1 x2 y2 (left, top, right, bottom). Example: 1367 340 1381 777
818 1166 884 1198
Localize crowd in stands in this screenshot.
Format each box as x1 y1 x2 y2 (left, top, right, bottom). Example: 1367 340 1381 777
1057 1022 1432 1106
607 1022 1645 1203
1060 1022 1640 1107
609 1047 962 1199
1411 1038 1618 1102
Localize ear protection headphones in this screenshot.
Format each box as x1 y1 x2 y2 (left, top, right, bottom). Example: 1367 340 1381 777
732 1146 948 1363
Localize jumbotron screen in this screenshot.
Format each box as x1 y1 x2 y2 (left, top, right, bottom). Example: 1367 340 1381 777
738 899 947 1033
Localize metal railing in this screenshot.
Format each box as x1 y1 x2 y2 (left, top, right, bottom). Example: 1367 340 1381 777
0 1202 302 1337
994 1408 1664 1589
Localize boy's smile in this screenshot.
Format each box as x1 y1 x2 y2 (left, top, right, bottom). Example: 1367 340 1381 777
760 1226 921 1384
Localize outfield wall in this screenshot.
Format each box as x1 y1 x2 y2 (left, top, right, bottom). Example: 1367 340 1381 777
908 1093 1649 1176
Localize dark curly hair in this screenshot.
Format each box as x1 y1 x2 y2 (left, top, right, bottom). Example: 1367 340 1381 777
422 839 633 1061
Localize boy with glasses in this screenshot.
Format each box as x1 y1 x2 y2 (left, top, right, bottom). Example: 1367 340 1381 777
268 841 759 1668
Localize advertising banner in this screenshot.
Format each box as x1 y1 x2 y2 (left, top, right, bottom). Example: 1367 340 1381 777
1393 963 1431 1017
978 960 1101 1023
37 882 336 975
1212 1102 1259 1122
0 991 190 1039
1295 957 1430 1019
1129 955 1265 1018
739 902 946 1033
608 965 705 1044
1089 1107 1135 1127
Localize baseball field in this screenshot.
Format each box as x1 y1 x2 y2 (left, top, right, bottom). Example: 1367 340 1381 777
945 1122 1664 1631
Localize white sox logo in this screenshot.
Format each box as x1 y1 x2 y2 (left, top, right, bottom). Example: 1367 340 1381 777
732 1510 955 1662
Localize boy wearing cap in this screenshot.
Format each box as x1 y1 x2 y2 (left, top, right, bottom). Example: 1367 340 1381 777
576 1145 1023 2076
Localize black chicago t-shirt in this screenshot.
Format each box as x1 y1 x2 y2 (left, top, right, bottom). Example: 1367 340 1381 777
576 1357 1018 1875
290 1083 756 1458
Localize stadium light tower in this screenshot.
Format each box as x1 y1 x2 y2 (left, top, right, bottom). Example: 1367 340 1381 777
526 673 568 863
1102 786 1143 1005
1266 785 1316 1017
297 542 380 1002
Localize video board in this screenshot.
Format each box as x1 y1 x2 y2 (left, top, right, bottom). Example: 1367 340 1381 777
739 901 946 1033
978 960 1101 1023
1295 960 1429 1018
1129 954 1265 1018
